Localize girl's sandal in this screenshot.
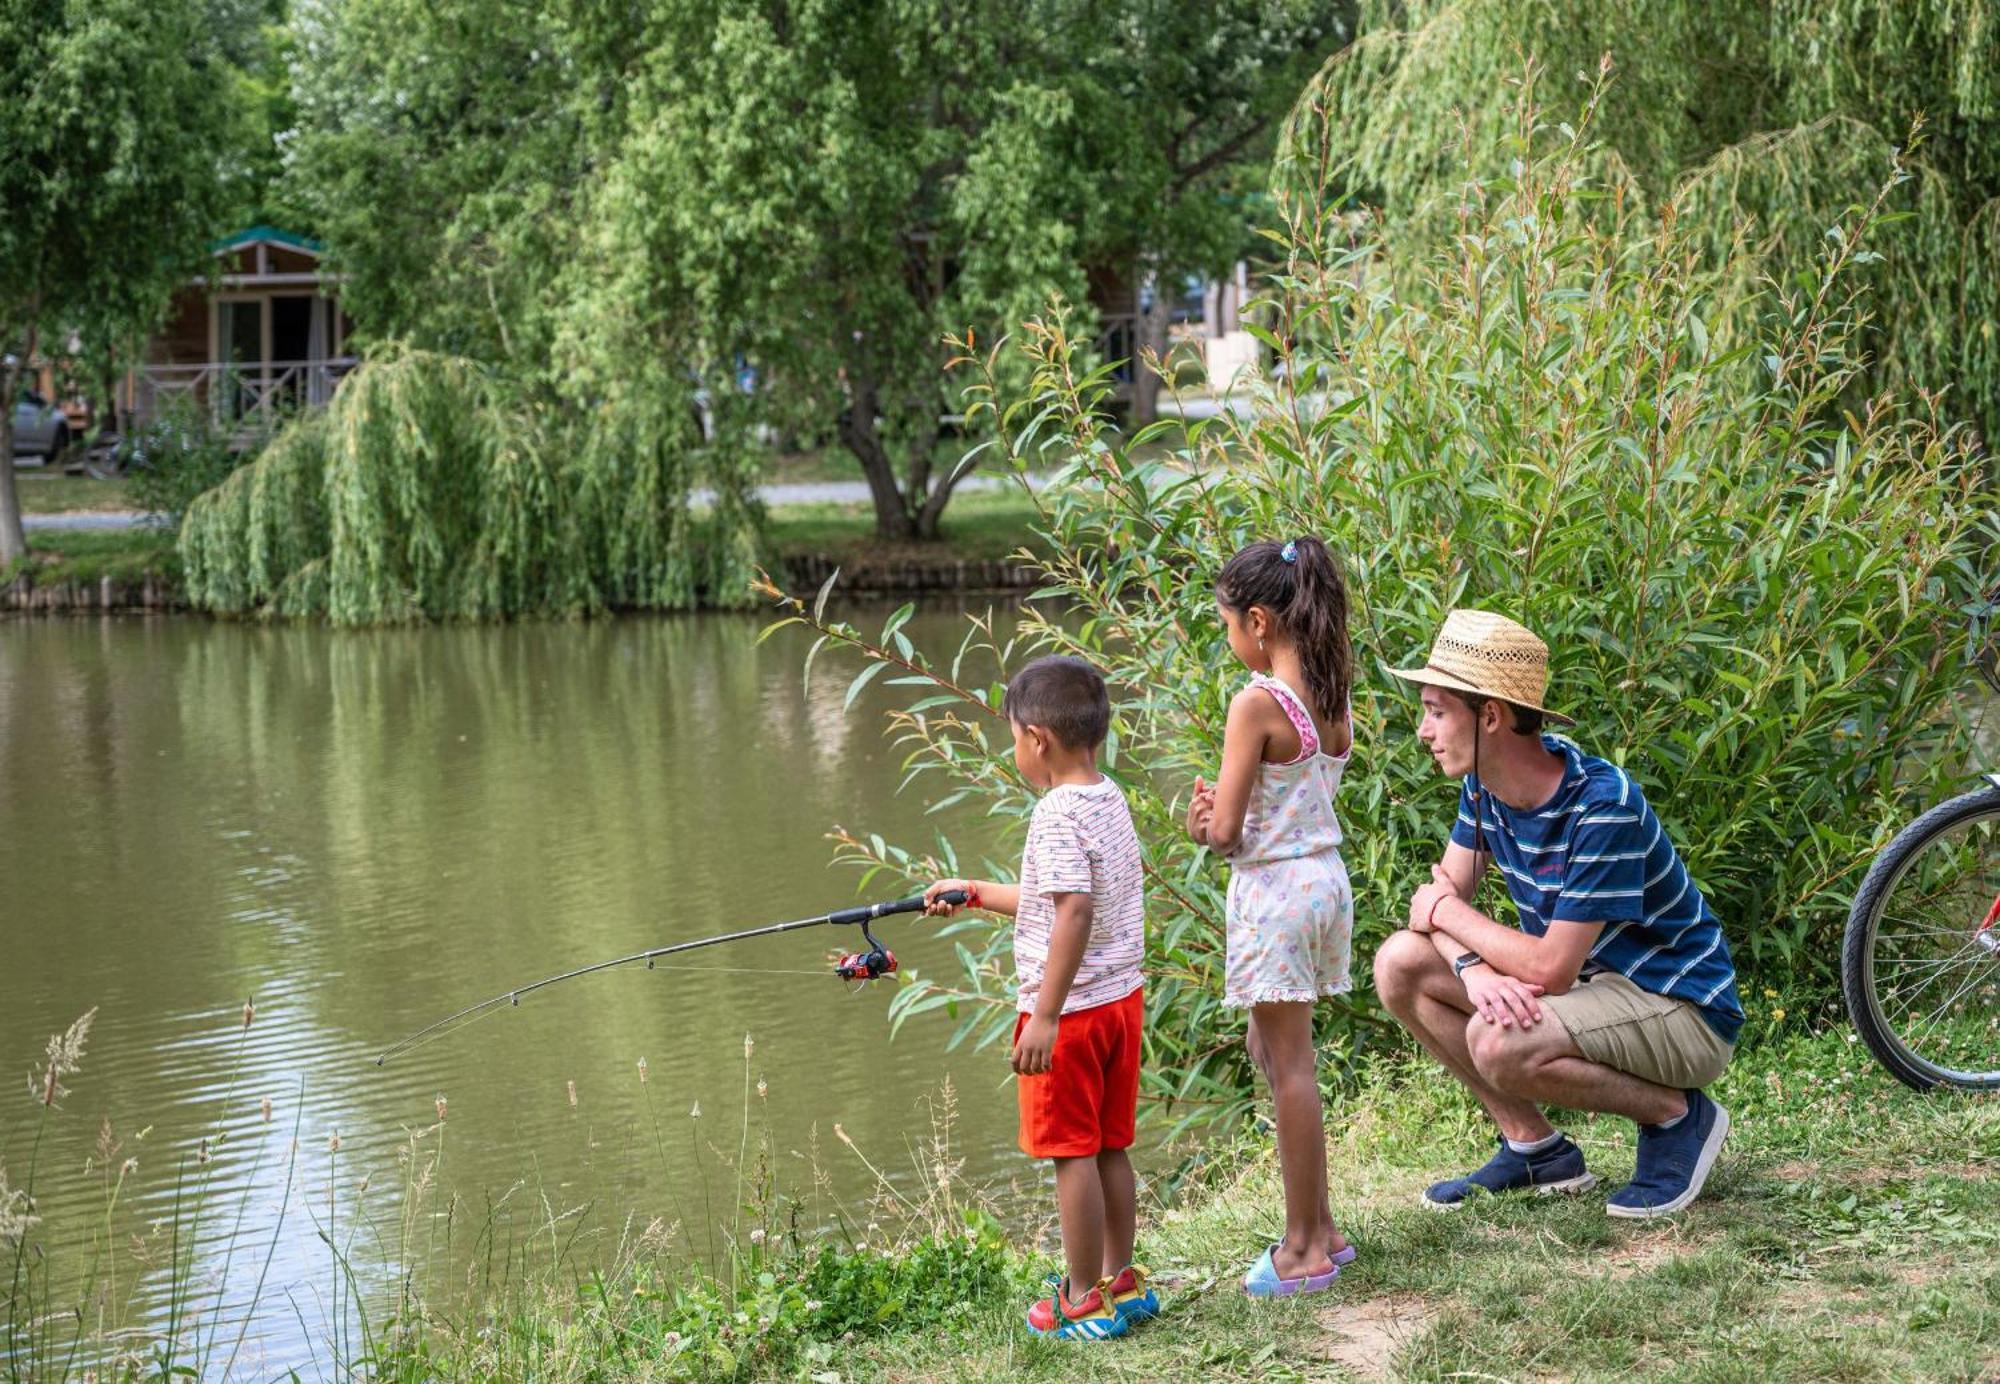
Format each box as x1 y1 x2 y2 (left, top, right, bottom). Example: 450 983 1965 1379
1241 1240 1356 1298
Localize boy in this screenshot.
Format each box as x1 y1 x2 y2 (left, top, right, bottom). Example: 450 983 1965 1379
925 654 1154 1340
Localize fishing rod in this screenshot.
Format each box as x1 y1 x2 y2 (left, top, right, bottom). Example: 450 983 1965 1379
374 888 968 1067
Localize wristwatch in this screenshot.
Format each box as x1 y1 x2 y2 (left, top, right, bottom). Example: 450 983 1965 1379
1452 951 1486 979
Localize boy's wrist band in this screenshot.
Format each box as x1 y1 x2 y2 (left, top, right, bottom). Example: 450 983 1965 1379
1426 892 1448 930
965 884 982 909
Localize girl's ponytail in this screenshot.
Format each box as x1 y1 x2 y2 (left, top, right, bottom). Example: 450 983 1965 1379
1284 536 1353 726
1215 536 1354 726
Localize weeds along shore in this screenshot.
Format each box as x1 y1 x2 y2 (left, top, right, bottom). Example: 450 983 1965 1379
5 1002 1997 1381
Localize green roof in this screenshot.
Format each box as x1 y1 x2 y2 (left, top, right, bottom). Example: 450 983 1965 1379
211 225 324 256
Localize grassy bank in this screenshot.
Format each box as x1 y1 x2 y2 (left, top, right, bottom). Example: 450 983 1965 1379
353 1028 1996 1382
5 475 1045 599
2 527 179 587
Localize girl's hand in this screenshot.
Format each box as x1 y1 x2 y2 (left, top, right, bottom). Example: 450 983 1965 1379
1185 777 1213 843
924 879 979 916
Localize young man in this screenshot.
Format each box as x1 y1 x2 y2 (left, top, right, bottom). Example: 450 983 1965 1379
1377 610 1744 1217
925 654 1156 1339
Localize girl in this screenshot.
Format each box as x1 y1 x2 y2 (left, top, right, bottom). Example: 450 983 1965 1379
1186 536 1356 1296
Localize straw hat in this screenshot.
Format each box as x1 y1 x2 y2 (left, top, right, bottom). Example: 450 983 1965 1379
1388 609 1572 723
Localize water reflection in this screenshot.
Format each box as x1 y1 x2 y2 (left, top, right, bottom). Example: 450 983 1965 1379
0 609 1019 1375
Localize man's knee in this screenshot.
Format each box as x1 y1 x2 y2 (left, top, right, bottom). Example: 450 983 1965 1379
1373 929 1439 1008
1465 1016 1559 1087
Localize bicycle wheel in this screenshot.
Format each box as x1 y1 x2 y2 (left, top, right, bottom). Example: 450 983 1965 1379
1842 781 2000 1091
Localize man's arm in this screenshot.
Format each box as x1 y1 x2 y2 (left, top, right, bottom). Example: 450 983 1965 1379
1415 879 1602 994
1013 893 1091 1075
1435 841 1490 900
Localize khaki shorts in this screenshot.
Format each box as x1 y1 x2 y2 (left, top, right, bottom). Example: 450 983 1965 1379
1541 971 1734 1090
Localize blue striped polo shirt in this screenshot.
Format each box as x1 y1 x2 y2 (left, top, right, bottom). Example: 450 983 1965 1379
1450 736 1744 1043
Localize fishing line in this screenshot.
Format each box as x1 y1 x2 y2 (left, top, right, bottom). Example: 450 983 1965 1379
375 889 966 1066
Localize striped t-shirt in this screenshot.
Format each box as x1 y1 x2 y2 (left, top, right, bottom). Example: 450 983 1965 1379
1015 777 1146 1015
1451 736 1744 1043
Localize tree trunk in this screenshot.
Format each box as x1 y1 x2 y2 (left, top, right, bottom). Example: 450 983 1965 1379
837 364 916 540
0 352 28 563
1130 265 1168 428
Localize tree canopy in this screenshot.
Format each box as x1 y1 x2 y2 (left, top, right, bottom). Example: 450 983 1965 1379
0 0 238 560
283 0 1351 541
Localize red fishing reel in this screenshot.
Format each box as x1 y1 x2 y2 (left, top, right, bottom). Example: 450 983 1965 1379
833 914 898 980
834 946 898 981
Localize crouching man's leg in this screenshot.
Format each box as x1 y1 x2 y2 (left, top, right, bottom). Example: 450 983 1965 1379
1373 930 1595 1207
1465 975 1733 1218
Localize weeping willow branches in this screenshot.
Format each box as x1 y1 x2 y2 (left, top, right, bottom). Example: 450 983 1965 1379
179 349 761 624
1282 0 2000 445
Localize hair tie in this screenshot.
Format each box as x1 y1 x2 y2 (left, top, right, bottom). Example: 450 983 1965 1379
1280 540 1298 564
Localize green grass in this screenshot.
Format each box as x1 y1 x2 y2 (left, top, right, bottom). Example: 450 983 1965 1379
4 527 177 586
766 489 1048 565
8 1011 1994 1380
9 471 137 514
340 1028 1998 1381
834 1032 2000 1383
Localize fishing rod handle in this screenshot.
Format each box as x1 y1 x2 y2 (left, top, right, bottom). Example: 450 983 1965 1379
827 889 969 926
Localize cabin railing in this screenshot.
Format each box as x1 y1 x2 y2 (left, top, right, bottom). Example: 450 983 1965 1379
128 358 359 439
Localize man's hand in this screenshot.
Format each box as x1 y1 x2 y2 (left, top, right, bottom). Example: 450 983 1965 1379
1012 1013 1059 1075
924 879 977 916
1464 965 1546 1028
1409 864 1459 934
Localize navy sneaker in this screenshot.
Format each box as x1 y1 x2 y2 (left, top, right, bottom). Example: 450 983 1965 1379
1422 1133 1596 1209
1606 1089 1730 1219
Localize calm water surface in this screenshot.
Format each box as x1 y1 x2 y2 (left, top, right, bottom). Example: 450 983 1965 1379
1 609 1027 1376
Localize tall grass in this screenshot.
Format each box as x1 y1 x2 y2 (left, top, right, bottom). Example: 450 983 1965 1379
1 1008 1015 1381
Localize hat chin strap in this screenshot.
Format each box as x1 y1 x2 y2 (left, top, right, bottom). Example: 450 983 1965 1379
1471 710 1485 857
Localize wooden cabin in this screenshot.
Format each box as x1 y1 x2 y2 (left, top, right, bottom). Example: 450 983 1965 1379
125 226 355 440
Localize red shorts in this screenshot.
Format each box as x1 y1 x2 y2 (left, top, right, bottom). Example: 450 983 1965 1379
1015 987 1143 1159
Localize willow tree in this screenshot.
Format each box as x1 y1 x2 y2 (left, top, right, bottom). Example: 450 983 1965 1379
1289 0 2000 446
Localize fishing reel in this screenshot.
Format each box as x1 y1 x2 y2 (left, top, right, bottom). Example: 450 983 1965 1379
833 919 898 981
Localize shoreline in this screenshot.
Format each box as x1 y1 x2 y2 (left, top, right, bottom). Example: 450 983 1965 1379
2 549 1042 616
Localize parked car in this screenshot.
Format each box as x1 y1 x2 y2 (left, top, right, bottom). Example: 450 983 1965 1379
11 389 71 464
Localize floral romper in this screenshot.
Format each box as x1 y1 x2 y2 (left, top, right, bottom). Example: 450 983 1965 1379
1223 673 1354 1008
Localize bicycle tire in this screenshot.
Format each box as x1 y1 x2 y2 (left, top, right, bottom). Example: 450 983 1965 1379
1842 782 2000 1091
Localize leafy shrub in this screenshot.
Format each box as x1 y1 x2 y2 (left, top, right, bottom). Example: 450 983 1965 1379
122 402 251 526
776 78 1997 1133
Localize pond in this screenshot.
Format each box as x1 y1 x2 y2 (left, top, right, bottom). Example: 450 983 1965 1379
0 608 1031 1376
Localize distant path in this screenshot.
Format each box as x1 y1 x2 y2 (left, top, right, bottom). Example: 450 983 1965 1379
22 473 1038 531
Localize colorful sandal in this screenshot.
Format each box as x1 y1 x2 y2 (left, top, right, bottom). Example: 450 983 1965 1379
1108 1264 1160 1323
1241 1240 1356 1298
1026 1276 1129 1340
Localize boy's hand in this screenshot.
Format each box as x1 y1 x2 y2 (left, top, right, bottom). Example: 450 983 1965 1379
924 880 977 916
1012 1013 1059 1075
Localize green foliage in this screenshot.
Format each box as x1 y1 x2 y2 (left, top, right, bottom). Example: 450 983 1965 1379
284 0 1352 541
177 349 760 622
0 0 238 559
1291 0 2000 447
789 83 1996 1133
123 405 253 527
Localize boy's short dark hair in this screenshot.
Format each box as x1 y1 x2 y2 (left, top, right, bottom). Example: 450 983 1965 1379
1447 688 1545 737
1002 655 1111 751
